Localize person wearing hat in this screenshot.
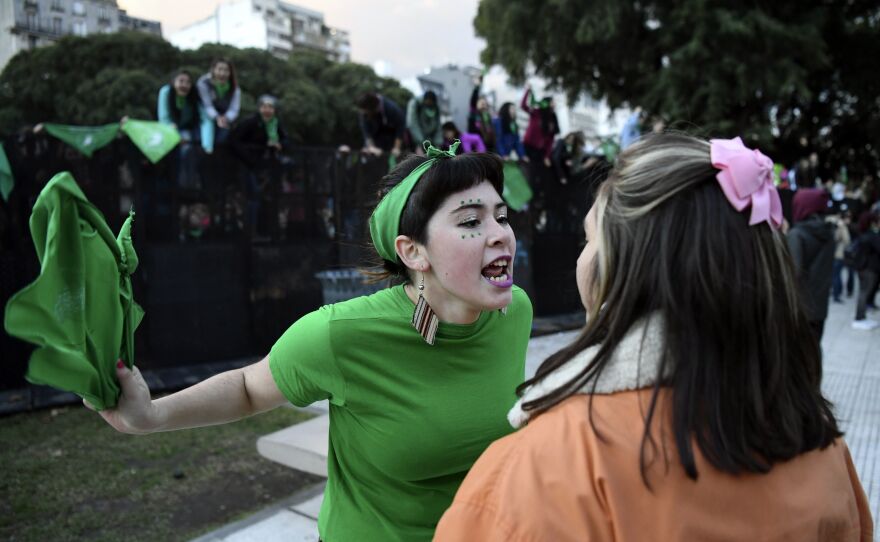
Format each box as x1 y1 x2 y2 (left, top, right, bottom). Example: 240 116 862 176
89 142 533 541
230 94 289 236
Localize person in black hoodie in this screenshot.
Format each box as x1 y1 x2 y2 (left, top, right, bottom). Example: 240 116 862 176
787 188 835 346
230 95 289 236
852 212 880 330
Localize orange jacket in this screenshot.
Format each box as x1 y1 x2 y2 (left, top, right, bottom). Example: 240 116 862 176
435 391 872 541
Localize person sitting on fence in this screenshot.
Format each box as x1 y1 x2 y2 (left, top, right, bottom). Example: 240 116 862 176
357 92 405 158
435 133 873 542
157 69 213 188
87 142 533 542
441 121 485 154
230 94 290 237
197 58 242 146
493 102 527 161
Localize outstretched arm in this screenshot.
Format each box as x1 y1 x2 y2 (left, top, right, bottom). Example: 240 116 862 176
89 356 287 435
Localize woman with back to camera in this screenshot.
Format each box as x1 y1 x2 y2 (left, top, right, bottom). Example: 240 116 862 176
89 141 533 541
435 133 872 541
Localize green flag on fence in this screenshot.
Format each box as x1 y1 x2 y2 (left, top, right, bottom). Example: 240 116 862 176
43 123 119 157
121 119 181 164
502 161 533 211
0 142 13 202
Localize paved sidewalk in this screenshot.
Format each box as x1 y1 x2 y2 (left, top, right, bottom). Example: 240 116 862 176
193 297 878 541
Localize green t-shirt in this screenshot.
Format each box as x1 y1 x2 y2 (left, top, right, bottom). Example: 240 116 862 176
269 284 532 541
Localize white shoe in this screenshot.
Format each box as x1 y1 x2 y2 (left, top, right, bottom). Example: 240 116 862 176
851 319 879 330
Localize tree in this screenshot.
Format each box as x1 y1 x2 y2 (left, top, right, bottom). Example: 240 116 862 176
475 0 880 174
0 33 412 147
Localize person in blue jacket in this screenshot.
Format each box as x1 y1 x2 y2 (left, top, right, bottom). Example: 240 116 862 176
493 102 527 161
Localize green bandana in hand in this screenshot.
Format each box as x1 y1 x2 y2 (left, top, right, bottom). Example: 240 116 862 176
43 123 119 158
369 140 460 262
4 172 144 410
214 81 230 99
121 119 181 164
0 142 13 202
264 117 279 145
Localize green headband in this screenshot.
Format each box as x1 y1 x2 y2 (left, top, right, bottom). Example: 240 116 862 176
369 140 460 262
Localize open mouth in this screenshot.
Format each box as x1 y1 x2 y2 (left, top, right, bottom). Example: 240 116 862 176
481 256 513 287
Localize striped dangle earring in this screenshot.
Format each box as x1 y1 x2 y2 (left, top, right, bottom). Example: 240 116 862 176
412 273 439 345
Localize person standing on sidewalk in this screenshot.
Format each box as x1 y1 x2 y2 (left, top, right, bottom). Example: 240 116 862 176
87 143 533 542
435 134 872 542
852 212 880 330
829 212 851 303
787 188 835 342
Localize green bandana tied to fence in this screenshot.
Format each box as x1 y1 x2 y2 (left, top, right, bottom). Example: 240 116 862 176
3 171 144 410
0 142 13 202
501 162 533 211
121 119 181 164
43 123 119 158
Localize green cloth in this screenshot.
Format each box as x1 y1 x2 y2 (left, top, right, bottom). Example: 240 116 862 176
600 137 620 163
264 116 279 145
269 285 532 541
43 123 119 158
369 140 459 262
214 81 230 99
175 94 187 110
3 172 144 410
121 119 181 164
0 142 13 202
502 161 533 211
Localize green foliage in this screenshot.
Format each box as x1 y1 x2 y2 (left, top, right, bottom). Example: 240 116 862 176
0 33 412 146
475 0 880 173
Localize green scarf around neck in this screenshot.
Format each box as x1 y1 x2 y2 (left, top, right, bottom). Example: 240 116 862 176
264 117 279 145
214 80 231 99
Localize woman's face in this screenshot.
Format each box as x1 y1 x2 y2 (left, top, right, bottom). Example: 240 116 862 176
443 129 456 140
212 62 231 82
259 102 276 120
506 104 516 117
576 204 600 311
477 97 489 112
420 180 516 320
173 74 192 96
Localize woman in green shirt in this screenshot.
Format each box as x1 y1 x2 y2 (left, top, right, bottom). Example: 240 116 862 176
90 142 533 541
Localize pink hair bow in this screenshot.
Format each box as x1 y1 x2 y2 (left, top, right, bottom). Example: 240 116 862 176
710 137 783 229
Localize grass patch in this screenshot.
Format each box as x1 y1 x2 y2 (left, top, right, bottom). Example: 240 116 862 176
1 403 322 541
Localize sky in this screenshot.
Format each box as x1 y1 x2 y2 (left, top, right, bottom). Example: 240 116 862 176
117 0 487 80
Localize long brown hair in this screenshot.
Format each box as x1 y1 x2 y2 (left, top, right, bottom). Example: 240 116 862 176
519 133 841 483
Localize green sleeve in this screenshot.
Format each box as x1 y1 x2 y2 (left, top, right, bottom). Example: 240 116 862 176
269 307 346 407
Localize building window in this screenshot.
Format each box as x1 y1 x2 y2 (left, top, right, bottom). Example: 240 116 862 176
72 1 85 16
28 35 38 49
73 20 87 36
53 17 62 34
26 12 37 29
51 0 64 11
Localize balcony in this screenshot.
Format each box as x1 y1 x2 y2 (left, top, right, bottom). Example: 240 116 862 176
13 17 68 39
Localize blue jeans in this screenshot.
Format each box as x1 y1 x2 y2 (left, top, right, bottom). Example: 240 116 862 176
832 258 844 301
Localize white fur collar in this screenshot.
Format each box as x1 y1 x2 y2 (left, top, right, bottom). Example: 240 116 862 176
508 315 666 428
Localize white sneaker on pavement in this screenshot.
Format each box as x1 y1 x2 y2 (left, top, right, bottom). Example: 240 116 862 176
851 319 879 330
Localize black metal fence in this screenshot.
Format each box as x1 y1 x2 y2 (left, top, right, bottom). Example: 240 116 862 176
0 131 603 391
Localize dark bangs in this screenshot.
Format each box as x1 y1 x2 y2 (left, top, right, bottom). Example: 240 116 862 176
397 152 504 243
